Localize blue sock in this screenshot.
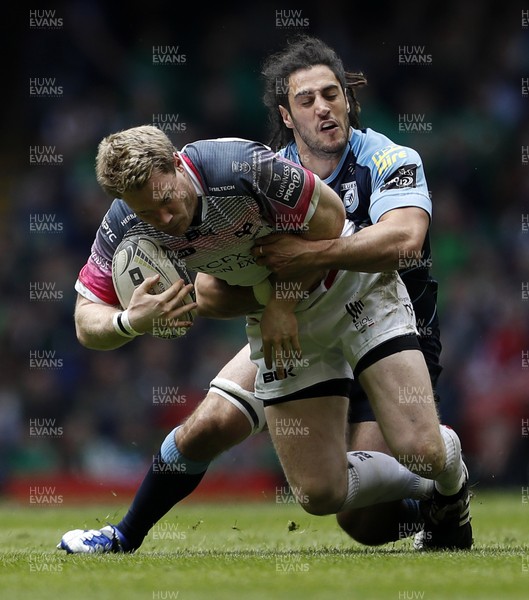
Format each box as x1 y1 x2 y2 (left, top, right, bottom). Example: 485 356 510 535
116 429 210 551
160 427 211 474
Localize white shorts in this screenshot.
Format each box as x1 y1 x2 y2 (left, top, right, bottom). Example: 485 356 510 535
246 270 418 403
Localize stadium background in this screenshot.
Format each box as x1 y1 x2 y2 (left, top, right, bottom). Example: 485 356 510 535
2 1 528 503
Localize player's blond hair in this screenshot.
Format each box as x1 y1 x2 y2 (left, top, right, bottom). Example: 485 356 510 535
96 125 176 197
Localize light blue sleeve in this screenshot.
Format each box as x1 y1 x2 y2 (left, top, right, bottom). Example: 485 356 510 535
367 143 432 224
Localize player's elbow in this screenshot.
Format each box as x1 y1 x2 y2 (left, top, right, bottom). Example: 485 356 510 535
74 318 110 350
194 275 230 318
398 210 429 257
399 231 424 257
75 324 97 350
394 216 428 262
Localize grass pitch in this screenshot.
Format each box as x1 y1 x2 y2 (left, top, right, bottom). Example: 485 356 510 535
0 489 527 600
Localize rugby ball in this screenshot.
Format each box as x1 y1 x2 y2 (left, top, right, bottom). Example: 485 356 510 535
112 235 195 339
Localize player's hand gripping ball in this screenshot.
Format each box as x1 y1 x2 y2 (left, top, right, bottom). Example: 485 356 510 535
112 235 195 339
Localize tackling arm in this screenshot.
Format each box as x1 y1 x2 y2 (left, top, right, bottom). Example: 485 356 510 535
254 206 429 277
311 206 429 271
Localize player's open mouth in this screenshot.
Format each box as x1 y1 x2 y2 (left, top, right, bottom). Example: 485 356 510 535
320 121 338 132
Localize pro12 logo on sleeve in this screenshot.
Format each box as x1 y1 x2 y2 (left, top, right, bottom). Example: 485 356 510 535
380 164 418 191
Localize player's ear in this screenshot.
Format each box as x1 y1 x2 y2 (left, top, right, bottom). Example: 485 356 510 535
279 105 294 129
173 152 184 172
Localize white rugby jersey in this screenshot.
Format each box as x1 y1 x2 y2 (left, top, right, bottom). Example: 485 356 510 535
76 138 321 305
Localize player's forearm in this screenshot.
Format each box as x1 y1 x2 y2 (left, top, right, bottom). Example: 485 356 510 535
312 221 423 273
75 303 132 350
194 274 260 318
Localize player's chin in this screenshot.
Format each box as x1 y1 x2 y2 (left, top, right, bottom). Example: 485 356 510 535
162 226 182 237
163 219 189 237
322 138 346 154
318 129 347 149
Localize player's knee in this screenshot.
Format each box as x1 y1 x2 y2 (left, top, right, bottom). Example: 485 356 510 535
177 401 251 460
295 481 345 516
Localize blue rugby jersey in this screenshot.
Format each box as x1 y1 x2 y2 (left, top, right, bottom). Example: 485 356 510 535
281 127 441 368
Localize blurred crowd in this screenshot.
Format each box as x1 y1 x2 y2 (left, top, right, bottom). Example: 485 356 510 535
2 0 528 494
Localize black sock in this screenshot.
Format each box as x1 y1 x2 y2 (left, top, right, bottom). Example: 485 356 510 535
116 452 207 550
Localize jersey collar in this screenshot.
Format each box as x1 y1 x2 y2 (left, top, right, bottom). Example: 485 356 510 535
179 152 208 226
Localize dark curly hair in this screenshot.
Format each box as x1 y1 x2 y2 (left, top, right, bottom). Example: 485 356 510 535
261 35 367 151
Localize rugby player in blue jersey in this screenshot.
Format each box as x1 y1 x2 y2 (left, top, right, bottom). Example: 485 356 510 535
250 35 471 550
200 35 472 550
58 37 471 554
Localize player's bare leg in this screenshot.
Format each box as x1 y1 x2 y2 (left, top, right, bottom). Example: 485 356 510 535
359 350 453 482
114 347 261 550
265 396 349 515
174 391 254 459
359 350 472 549
265 395 433 517
58 347 261 554
176 346 259 462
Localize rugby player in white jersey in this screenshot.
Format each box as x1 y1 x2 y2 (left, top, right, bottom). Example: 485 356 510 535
58 127 468 553
59 38 471 554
